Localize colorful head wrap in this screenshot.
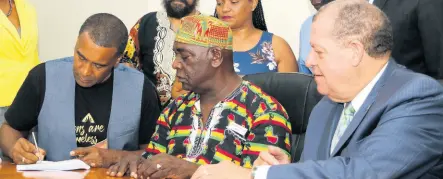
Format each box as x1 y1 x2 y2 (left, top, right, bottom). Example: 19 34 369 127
175 15 233 50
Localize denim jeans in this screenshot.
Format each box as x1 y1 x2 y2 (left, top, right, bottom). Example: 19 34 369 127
0 106 7 159
0 107 7 125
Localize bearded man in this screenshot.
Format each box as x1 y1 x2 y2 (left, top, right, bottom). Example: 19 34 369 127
120 0 200 109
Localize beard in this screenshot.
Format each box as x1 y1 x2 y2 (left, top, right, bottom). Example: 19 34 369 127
163 0 198 19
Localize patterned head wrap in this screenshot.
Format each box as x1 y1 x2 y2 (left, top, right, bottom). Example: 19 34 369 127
175 15 233 50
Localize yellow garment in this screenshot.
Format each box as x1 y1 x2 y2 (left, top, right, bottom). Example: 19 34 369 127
0 0 39 107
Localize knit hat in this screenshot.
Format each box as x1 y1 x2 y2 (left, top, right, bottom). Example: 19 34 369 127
175 15 233 50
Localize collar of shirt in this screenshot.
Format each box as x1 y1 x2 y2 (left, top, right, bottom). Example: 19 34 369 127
350 62 388 113
369 0 375 4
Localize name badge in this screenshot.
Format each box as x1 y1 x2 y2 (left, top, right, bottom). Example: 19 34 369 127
227 122 248 137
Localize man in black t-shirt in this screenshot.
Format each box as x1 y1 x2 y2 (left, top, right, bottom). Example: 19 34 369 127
0 13 160 168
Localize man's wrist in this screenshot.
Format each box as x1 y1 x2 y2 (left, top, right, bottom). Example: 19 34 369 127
99 149 124 164
110 149 144 162
180 159 200 177
251 166 257 179
251 165 271 179
248 167 256 179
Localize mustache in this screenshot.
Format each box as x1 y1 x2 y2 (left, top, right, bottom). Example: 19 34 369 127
166 0 188 5
163 0 197 19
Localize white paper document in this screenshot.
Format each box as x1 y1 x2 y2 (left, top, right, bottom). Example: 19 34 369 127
22 170 90 179
16 159 90 171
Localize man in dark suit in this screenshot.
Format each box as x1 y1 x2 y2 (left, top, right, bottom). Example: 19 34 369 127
190 0 443 178
373 0 443 79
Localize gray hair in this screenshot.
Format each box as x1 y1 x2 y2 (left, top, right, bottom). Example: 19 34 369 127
314 0 393 58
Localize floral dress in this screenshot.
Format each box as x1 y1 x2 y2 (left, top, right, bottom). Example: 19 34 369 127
233 31 277 75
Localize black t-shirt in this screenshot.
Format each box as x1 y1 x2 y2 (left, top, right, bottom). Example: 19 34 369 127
5 63 161 148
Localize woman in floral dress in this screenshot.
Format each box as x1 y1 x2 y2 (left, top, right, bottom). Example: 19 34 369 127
214 0 298 76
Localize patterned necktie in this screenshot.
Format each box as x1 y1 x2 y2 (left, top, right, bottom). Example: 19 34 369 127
330 103 356 154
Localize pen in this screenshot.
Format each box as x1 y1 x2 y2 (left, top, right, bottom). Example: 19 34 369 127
31 132 42 161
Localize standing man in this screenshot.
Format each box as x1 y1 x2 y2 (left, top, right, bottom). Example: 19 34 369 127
0 13 160 167
298 0 333 75
373 0 443 78
120 0 200 108
192 0 443 178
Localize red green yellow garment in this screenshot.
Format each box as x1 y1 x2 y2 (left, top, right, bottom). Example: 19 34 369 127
144 81 292 168
175 15 233 50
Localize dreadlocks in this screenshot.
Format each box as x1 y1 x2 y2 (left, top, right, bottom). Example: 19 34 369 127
214 0 268 31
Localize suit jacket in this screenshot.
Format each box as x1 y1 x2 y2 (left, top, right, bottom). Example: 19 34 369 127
266 60 443 179
373 0 443 79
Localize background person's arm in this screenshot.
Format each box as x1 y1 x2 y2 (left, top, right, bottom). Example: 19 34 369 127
273 35 298 72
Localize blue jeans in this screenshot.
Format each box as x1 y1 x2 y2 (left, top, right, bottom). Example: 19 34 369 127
0 106 7 158
0 107 7 125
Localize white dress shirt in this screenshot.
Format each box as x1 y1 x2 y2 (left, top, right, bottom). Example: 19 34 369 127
330 62 388 152
369 0 375 4
254 62 388 179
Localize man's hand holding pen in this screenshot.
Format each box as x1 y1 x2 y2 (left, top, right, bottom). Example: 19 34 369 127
8 138 46 164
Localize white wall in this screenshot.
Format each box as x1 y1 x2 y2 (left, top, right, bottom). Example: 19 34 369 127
261 0 315 58
28 0 315 62
28 0 151 61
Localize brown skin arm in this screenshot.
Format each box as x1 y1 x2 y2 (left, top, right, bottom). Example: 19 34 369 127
70 144 147 168
0 123 27 157
272 35 299 72
0 123 45 164
138 153 199 179
102 144 147 164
